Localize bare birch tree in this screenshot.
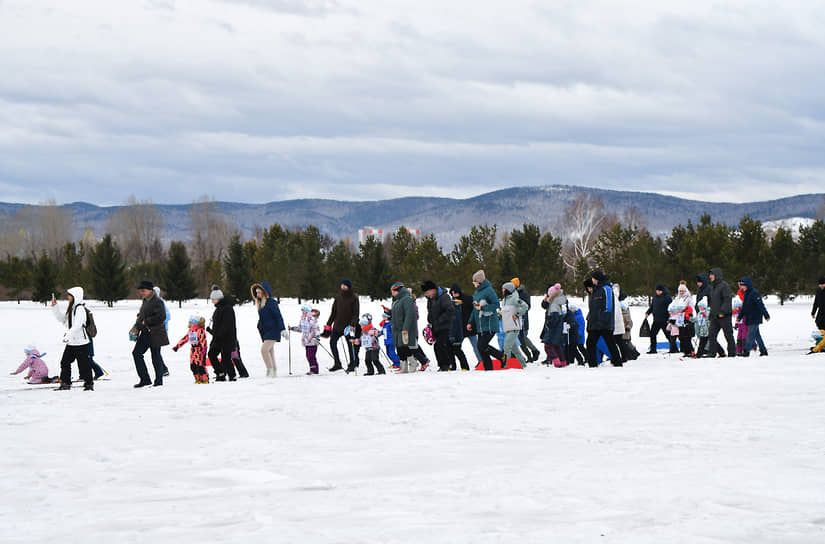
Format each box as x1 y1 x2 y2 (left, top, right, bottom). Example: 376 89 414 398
189 195 234 292
561 195 617 270
106 195 165 263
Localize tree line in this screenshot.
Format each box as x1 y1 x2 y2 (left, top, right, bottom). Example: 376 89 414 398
1 195 824 306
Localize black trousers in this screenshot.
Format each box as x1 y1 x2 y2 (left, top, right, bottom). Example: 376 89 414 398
586 329 623 367
433 329 453 370
208 341 236 379
451 342 469 370
477 331 504 371
707 314 736 357
60 343 92 386
649 321 676 351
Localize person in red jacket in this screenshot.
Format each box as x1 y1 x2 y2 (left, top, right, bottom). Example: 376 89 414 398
173 315 209 383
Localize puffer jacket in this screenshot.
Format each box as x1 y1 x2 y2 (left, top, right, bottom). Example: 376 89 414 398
740 276 770 326
470 279 501 333
427 287 455 333
210 295 237 348
587 278 614 332
500 290 528 333
251 281 285 341
52 286 90 346
709 268 733 317
391 287 418 348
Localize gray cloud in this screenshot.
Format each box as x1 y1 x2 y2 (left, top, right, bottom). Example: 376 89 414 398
0 0 823 205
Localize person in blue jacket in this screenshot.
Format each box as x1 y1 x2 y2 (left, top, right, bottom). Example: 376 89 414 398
738 276 770 357
379 307 400 369
251 281 285 377
468 270 505 371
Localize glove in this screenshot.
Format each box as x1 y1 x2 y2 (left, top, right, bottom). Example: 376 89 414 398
353 339 360 345
172 346 178 352
321 325 332 338
282 330 289 340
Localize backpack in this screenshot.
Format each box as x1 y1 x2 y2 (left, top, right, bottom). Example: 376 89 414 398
83 306 98 338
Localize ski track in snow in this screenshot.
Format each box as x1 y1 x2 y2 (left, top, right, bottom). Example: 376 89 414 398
1 297 824 543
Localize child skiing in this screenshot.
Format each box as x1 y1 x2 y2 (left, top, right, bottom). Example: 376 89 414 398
290 305 321 375
11 346 54 384
379 307 401 370
172 316 209 384
356 313 385 376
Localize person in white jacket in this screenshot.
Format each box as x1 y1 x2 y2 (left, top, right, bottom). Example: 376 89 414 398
50 286 94 391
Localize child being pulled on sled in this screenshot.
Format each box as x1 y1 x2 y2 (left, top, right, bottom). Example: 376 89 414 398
290 305 321 375
11 345 54 384
355 313 385 375
173 315 209 383
809 330 825 354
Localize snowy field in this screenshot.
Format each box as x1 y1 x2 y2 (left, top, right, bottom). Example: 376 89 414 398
2 294 824 543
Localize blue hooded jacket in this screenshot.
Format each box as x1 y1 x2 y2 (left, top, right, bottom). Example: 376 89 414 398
740 276 770 326
470 279 501 333
251 281 285 341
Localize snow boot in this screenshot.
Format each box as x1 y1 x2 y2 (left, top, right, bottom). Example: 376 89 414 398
83 382 94 391
375 360 386 375
364 360 375 376
328 363 344 372
56 382 71 391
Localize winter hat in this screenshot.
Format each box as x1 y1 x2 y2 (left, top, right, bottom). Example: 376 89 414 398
502 282 516 294
210 287 224 301
390 282 405 291
359 313 372 325
678 281 687 293
450 284 462 296
472 270 486 284
568 303 579 312
24 344 38 355
137 280 154 291
698 300 708 310
188 315 201 324
153 286 162 297
420 280 438 293
511 277 521 288
300 304 311 313
590 270 607 283
819 276 825 285
583 278 594 290
655 284 665 292
341 279 352 289
546 283 561 297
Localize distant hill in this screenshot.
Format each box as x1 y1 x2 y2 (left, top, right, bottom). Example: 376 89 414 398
2 185 823 248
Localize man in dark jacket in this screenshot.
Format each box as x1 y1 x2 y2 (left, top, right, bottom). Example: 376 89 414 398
644 284 676 354
207 286 239 381
422 280 454 371
133 280 170 387
739 276 770 356
706 267 736 358
585 270 623 367
695 273 711 314
512 278 540 362
812 276 825 330
325 279 360 372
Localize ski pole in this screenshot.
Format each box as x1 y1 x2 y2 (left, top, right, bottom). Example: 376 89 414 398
288 327 292 376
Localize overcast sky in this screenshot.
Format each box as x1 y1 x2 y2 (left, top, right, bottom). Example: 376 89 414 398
1 0 823 205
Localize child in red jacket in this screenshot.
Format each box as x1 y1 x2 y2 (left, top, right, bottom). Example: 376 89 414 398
173 315 209 383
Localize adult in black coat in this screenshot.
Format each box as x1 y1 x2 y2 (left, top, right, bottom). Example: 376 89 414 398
133 280 170 387
706 267 736 358
207 287 239 381
451 284 480 363
812 276 825 330
585 270 623 367
422 280 455 371
644 284 676 354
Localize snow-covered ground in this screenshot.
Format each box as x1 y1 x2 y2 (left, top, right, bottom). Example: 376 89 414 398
2 295 824 543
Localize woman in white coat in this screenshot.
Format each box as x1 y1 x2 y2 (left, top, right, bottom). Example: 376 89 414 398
51 286 94 391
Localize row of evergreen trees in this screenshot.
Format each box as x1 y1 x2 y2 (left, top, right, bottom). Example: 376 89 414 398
1 214 824 306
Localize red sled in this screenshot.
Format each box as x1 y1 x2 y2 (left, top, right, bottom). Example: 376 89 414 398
474 358 523 371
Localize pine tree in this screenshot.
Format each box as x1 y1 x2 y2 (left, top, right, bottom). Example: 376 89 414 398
324 241 355 298
89 234 129 307
58 241 84 290
533 231 566 293
355 236 391 300
224 234 253 303
31 252 58 304
766 227 797 305
1 257 32 304
507 224 542 289
164 241 198 308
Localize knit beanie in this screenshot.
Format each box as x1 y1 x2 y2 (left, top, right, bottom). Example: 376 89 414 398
341 279 352 290
502 282 515 294
547 283 561 297
511 277 520 288
472 270 486 284
819 276 825 285
210 287 224 301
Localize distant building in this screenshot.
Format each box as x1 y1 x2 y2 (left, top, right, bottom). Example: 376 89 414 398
358 226 421 245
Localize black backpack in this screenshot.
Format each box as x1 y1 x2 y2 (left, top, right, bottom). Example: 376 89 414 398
83 306 98 338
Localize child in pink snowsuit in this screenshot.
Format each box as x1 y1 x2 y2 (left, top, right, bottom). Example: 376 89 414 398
11 346 52 384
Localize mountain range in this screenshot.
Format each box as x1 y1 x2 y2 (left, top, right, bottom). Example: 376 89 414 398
2 185 823 249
